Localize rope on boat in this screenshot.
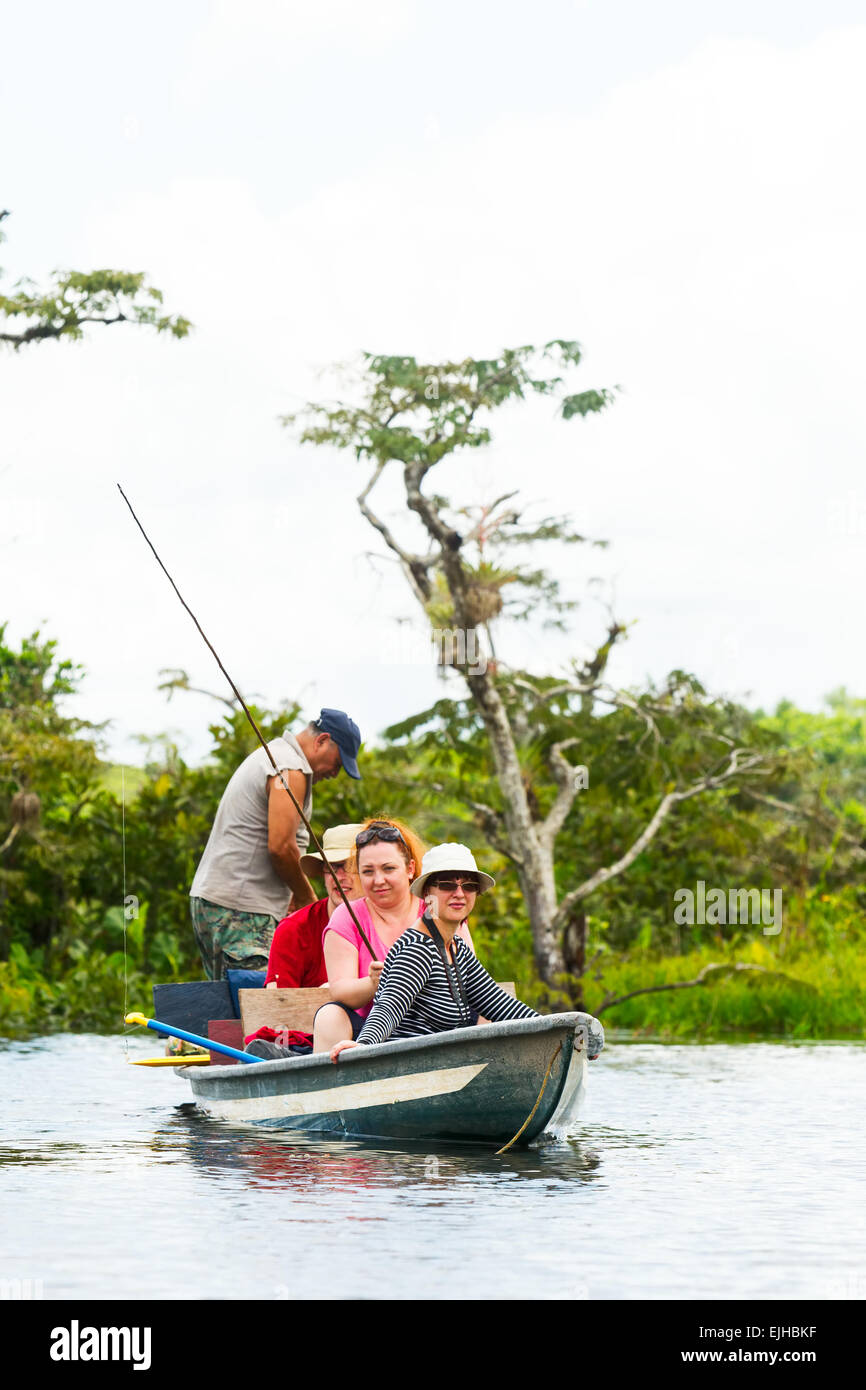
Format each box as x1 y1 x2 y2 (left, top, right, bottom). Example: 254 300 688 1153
495 1040 563 1155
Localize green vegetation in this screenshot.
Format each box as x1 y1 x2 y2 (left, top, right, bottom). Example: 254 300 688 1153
580 889 866 1039
1 624 863 1040
0 210 191 348
2 320 862 1039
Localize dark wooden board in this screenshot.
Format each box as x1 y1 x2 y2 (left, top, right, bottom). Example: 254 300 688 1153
152 980 235 1036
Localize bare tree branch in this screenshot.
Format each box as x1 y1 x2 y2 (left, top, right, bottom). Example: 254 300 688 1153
0 314 131 347
404 459 463 556
539 737 582 851
0 822 21 856
595 959 809 1015
600 687 663 755
508 675 666 761
460 492 520 545
574 620 627 709
357 461 438 605
554 748 765 928
157 668 239 710
741 788 807 815
509 675 597 705
741 787 866 860
466 798 523 864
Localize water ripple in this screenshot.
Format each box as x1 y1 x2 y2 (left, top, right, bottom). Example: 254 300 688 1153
0 1033 863 1299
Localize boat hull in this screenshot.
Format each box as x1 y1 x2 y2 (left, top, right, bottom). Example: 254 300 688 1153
184 1012 603 1145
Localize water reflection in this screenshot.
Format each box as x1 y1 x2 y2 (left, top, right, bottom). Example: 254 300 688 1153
0 1142 90 1167
145 1101 606 1194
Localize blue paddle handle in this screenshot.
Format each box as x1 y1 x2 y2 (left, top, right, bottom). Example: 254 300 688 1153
145 1017 260 1063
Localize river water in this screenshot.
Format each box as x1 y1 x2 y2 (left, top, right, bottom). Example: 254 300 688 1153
1 1033 863 1301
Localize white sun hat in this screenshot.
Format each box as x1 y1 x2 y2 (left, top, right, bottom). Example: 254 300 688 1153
299 823 365 877
409 842 495 897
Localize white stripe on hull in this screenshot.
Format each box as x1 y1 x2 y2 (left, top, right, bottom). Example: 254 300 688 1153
197 1062 488 1123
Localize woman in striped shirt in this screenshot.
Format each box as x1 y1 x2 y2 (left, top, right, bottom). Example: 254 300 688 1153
329 843 538 1062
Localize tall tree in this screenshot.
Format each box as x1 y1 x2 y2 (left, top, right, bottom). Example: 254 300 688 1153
286 345 771 987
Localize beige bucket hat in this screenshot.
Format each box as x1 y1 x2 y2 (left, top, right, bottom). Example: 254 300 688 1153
300 823 365 877
409 842 495 897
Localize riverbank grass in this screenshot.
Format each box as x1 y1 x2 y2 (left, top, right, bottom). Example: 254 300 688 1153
584 895 866 1039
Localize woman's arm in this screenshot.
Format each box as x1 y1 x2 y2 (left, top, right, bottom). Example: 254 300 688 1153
355 939 435 1047
459 946 539 1023
323 931 377 1008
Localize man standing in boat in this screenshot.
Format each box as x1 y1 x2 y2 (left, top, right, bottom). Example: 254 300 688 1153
189 709 362 979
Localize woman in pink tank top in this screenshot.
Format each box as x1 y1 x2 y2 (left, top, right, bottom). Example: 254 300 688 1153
315 819 474 1052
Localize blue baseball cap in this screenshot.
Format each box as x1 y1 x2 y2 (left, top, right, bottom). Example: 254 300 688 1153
316 708 362 779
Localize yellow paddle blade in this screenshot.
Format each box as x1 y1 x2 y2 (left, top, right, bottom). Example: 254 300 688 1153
129 1055 212 1067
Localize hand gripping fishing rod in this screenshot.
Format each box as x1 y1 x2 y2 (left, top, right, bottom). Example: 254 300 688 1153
117 484 376 958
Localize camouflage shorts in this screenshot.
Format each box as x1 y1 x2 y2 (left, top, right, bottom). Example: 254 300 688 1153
190 896 276 980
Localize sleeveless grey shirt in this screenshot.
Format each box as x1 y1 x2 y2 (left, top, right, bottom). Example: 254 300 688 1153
190 730 313 919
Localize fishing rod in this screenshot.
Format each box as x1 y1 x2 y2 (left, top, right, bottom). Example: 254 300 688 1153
117 484 376 957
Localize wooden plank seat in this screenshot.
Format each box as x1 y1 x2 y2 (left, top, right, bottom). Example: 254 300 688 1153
239 982 517 1042
240 987 335 1039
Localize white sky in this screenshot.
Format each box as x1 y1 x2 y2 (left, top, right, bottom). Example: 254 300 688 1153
2 0 864 765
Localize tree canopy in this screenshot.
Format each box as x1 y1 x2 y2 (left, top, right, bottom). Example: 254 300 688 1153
285 344 784 992
0 622 863 1037
0 211 191 349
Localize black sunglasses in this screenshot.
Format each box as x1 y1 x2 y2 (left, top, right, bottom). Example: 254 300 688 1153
428 875 481 894
356 823 407 849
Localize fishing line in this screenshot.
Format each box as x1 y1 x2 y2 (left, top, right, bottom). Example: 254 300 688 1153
116 483 375 957
122 764 129 1061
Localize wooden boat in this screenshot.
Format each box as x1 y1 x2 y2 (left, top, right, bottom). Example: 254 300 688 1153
182 1011 603 1146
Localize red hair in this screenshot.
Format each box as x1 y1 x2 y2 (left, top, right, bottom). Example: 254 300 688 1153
351 816 427 878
